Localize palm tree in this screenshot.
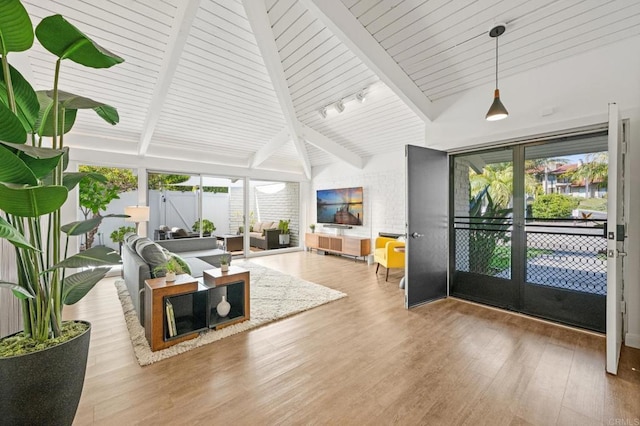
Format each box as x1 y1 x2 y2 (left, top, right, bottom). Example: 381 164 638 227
562 152 608 197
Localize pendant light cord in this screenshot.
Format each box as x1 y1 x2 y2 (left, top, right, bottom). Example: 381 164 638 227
495 36 499 90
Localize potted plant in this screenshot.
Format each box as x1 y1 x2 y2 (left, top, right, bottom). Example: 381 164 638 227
110 225 136 253
0 2 124 424
192 218 216 236
309 223 316 233
278 219 291 245
219 254 230 272
154 257 184 282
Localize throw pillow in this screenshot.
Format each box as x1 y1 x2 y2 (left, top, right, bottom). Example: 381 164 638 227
172 228 189 237
136 240 168 272
253 222 263 233
160 248 192 276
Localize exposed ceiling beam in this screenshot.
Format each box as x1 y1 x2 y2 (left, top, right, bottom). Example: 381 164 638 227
302 0 437 123
137 0 201 156
243 0 311 179
300 124 363 169
249 127 290 168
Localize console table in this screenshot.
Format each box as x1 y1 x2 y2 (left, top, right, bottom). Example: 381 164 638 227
305 233 371 261
144 267 250 352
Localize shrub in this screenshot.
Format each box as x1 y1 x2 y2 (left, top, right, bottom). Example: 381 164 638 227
531 194 580 219
192 219 216 234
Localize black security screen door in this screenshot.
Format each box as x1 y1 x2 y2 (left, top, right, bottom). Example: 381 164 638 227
450 133 608 332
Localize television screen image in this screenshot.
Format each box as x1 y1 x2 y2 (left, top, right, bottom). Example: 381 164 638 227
316 187 363 225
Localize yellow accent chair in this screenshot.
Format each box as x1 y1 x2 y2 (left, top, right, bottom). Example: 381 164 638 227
374 237 405 281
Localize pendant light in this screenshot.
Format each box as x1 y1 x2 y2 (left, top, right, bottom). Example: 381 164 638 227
486 24 508 121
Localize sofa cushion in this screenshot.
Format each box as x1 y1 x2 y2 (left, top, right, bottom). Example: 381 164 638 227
171 227 189 237
160 248 192 275
262 221 275 231
253 222 263 233
185 257 216 278
136 240 168 273
124 232 144 249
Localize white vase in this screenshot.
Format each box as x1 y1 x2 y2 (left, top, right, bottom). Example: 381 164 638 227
217 296 231 317
165 271 176 281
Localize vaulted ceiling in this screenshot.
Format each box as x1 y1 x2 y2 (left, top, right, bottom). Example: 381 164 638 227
19 0 640 178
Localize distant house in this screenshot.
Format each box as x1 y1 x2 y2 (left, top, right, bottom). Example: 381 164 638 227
529 162 607 198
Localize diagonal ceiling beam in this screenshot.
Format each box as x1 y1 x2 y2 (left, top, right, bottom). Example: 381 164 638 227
300 124 363 169
137 0 201 156
243 0 312 179
302 0 437 123
249 126 290 168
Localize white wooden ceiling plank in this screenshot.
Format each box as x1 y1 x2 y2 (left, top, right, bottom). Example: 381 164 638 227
180 43 272 84
379 0 474 49
309 110 420 143
131 0 178 17
189 25 262 60
199 0 253 33
292 74 379 116
282 30 338 75
300 124 363 168
342 0 361 9
274 11 322 52
418 1 639 95
161 94 285 128
138 0 202 156
243 0 312 179
108 0 177 26
250 127 290 168
267 0 297 23
428 21 640 100
196 6 256 45
302 0 436 121
169 75 282 113
278 23 326 64
175 58 278 100
286 41 350 86
364 0 428 36
271 1 308 40
27 1 172 52
355 0 403 27
348 0 383 20
395 0 536 68
287 50 359 93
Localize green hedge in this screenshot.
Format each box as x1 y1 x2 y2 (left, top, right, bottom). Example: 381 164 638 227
531 194 580 219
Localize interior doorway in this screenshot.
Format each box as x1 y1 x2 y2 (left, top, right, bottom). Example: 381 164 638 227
450 131 611 332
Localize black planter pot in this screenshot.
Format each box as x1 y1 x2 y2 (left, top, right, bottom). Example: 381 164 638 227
0 321 91 426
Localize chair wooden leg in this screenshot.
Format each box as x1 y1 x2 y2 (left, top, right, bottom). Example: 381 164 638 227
385 268 389 281
376 263 380 273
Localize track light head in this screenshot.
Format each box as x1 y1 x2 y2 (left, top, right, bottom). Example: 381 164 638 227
319 107 327 118
356 89 366 103
335 100 345 113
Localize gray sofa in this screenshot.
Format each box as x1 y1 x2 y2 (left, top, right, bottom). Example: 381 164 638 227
121 234 228 324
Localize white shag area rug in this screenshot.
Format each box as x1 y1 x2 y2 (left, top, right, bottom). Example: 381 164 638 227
115 261 346 366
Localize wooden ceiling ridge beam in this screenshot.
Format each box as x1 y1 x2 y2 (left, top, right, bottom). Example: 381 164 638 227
137 0 201 156
301 0 437 123
300 124 363 169
242 0 312 179
249 126 290 168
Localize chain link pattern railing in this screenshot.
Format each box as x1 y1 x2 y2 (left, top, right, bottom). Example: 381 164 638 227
454 227 512 278
526 231 606 295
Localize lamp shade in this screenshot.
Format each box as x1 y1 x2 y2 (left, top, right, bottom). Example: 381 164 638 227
124 206 150 223
486 89 509 121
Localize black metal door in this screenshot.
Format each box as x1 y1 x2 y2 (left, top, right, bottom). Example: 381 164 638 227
405 145 448 308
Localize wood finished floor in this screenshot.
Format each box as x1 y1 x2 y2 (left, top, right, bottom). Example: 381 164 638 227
64 251 640 425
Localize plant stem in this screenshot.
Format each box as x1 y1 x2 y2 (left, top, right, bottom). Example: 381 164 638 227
1 54 16 113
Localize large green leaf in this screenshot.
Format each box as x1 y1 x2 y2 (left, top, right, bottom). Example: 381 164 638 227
0 183 68 217
52 245 120 269
1 142 65 179
0 143 38 185
62 171 107 191
62 267 110 305
0 282 34 300
61 216 102 236
0 100 27 143
0 64 39 132
35 15 124 69
0 0 34 54
0 216 36 250
43 90 119 126
35 92 77 137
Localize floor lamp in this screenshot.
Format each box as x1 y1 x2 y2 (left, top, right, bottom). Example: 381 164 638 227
125 206 150 235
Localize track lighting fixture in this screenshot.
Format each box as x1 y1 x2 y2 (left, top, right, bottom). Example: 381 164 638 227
486 24 509 121
317 85 371 118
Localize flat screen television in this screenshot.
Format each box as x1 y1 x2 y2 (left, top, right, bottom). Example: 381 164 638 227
316 187 363 225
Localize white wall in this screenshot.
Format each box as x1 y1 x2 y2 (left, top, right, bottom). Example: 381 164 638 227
311 150 406 249
426 35 640 349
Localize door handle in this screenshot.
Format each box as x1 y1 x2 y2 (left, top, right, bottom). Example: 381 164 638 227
411 232 424 238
